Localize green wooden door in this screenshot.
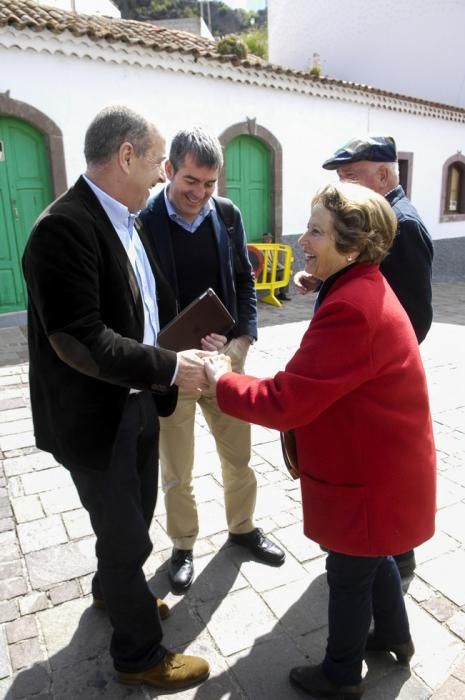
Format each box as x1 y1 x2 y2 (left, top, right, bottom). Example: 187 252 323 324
225 135 271 242
0 118 52 314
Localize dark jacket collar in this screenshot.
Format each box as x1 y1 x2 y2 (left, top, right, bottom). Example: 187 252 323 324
385 184 405 207
315 262 358 312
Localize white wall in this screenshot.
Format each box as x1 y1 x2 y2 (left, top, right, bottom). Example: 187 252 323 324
268 0 465 109
2 42 464 243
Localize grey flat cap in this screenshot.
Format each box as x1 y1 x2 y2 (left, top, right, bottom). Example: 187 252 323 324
322 136 397 170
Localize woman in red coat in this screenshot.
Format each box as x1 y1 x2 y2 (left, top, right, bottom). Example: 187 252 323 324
205 182 436 699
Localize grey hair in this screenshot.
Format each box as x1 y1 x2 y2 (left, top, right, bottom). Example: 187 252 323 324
84 105 153 165
386 161 399 179
169 126 223 172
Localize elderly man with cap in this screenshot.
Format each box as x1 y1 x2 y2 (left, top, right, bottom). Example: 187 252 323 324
321 136 434 344
295 135 434 579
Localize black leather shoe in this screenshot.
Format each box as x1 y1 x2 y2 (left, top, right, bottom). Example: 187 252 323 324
394 550 416 578
365 632 414 666
228 528 285 566
169 549 194 593
277 292 291 301
290 664 364 699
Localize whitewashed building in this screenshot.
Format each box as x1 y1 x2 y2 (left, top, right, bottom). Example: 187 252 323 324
268 0 465 109
0 0 464 319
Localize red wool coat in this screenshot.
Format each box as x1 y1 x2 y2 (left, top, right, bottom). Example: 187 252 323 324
217 264 436 556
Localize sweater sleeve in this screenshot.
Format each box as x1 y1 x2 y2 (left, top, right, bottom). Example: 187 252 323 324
231 207 258 339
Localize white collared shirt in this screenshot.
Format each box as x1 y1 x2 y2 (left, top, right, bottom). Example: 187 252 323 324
84 175 159 346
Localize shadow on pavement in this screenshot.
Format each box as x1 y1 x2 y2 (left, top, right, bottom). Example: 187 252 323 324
4 605 142 699
151 543 417 699
5 544 422 699
183 561 415 700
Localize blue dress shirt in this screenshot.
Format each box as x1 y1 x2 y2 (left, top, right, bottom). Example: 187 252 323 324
164 185 213 233
83 175 159 347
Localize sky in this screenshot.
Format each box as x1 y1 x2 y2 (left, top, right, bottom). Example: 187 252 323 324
220 0 266 10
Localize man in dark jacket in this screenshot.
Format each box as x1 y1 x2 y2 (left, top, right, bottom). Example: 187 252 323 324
140 127 285 594
322 135 434 344
22 106 210 690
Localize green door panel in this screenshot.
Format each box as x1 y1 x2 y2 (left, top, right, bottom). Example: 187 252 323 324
225 135 271 242
0 179 20 309
0 118 52 314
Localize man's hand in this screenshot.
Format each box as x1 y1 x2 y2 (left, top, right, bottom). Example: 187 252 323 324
293 270 320 295
234 335 253 349
200 333 227 352
175 349 214 392
204 354 232 388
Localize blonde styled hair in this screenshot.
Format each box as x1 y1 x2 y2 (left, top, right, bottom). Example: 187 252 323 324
312 182 397 263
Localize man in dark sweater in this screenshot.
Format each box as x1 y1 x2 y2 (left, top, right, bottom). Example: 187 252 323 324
297 135 434 579
140 127 285 593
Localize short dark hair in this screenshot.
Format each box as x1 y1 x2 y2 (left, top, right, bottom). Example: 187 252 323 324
312 182 397 264
169 126 223 172
84 105 152 165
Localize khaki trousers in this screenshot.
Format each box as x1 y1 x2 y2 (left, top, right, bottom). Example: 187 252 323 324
159 340 257 550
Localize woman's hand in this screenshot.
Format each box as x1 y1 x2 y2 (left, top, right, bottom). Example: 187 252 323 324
293 270 320 294
201 333 227 352
175 349 217 392
204 353 232 387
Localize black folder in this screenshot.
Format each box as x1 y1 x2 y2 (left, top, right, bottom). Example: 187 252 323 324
157 288 235 352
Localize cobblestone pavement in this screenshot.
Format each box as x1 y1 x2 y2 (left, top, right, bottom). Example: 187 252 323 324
0 282 464 699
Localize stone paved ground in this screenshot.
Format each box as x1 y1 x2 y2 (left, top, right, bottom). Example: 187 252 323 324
0 282 464 700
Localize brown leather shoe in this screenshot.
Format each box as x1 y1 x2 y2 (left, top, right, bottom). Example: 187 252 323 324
118 650 210 689
92 594 170 621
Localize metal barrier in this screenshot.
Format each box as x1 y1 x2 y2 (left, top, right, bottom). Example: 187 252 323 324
247 243 293 308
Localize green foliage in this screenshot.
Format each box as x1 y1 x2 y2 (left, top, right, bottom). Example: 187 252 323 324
254 8 267 30
113 0 151 17
209 1 246 35
112 0 267 39
309 64 321 77
217 34 248 59
240 28 267 59
145 1 196 20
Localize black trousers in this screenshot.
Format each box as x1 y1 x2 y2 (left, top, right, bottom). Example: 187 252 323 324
70 392 165 673
323 552 410 686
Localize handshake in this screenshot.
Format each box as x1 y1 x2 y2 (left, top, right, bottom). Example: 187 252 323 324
174 334 252 393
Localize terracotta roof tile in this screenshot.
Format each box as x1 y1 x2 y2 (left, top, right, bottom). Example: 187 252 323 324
0 0 234 58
